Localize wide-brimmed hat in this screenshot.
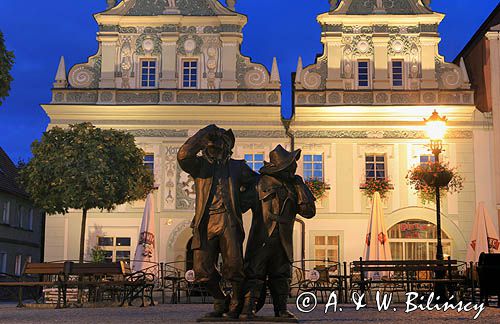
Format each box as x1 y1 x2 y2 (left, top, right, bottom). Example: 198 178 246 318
207 128 235 150
260 145 301 174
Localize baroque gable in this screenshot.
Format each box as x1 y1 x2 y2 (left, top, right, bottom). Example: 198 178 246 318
294 0 473 107
54 0 280 107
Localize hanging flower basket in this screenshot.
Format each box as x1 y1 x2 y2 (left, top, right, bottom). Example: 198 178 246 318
305 179 330 200
359 178 394 200
406 161 464 205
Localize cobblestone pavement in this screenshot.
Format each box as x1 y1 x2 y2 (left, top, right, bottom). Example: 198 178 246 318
0 304 499 324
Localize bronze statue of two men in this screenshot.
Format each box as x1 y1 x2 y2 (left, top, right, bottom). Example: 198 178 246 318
177 124 316 320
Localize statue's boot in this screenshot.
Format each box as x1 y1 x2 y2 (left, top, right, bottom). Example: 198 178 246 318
239 279 264 320
270 278 297 319
203 280 229 318
223 281 243 319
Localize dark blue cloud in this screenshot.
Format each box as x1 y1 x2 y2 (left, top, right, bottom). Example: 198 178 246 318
0 0 498 160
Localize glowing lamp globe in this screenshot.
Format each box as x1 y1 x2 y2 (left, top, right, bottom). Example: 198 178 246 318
425 110 447 141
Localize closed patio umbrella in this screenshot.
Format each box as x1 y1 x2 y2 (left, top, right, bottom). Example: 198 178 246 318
132 193 157 272
466 202 499 263
363 191 392 279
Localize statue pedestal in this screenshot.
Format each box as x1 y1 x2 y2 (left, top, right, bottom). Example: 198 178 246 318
197 317 299 323
163 8 181 14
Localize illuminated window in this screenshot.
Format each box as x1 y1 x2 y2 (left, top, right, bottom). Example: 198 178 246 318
358 61 370 87
141 60 157 88
314 235 340 268
392 60 404 87
182 60 198 88
388 220 452 260
244 154 264 172
303 155 323 181
419 155 436 166
144 154 154 174
365 155 386 180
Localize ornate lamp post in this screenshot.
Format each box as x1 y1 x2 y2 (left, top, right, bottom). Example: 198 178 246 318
424 110 448 262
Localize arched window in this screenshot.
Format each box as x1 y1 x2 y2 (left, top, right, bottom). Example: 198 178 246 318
388 219 452 260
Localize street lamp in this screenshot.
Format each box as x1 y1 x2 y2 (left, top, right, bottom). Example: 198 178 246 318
424 110 447 262
425 110 448 301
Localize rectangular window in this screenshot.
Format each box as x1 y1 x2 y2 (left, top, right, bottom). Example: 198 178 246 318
314 235 340 268
15 255 22 276
182 60 198 88
144 154 154 174
392 60 404 87
303 154 324 181
103 251 113 263
18 206 23 228
116 237 131 247
98 236 131 263
419 155 436 166
98 237 114 247
244 154 264 172
358 61 370 87
365 154 386 180
116 251 130 263
2 201 10 224
27 209 33 231
0 253 6 273
141 60 157 88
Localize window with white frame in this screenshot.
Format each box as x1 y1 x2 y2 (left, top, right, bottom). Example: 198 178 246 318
392 60 404 87
388 220 452 260
419 155 436 166
97 237 131 263
0 252 6 273
357 61 370 88
244 154 264 172
15 255 22 276
1 201 10 224
314 235 340 268
144 154 154 175
140 59 157 88
182 60 198 88
17 205 23 228
27 209 34 231
303 154 324 181
365 154 386 180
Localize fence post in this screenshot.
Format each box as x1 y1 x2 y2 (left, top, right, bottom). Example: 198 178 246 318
160 262 165 304
470 261 475 303
343 262 348 303
359 257 365 296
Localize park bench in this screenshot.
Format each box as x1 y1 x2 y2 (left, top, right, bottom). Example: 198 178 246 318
350 258 467 302
65 261 156 307
0 262 68 308
0 261 155 308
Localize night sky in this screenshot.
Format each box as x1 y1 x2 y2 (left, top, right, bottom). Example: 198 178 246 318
0 0 498 162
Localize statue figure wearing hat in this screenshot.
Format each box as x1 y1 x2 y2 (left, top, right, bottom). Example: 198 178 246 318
177 124 257 318
241 145 316 320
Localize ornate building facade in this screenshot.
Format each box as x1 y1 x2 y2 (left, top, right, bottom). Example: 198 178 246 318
42 0 492 268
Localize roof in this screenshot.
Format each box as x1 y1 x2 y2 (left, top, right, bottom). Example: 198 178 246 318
453 2 500 63
0 147 28 198
103 0 237 17
332 0 433 15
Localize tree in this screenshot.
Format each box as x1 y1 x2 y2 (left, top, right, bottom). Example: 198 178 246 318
0 31 15 105
19 123 154 262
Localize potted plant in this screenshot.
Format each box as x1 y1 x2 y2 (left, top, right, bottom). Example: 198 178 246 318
359 178 394 200
406 161 464 204
305 178 330 200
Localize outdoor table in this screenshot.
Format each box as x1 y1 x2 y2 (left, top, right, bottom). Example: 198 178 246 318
164 275 183 304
